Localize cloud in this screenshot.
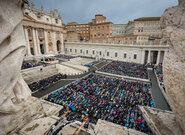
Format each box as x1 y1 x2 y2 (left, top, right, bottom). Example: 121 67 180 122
29 0 178 24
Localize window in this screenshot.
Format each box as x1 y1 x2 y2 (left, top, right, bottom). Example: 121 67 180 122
80 49 82 53
55 19 58 24
46 18 49 21
92 50 95 55
102 26 104 30
98 26 100 30
107 52 109 56
65 48 67 52
134 54 137 59
75 49 77 53
91 35 93 38
70 49 72 52
107 25 109 30
98 34 100 38
94 34 96 37
102 34 104 37
141 27 143 32
99 51 102 55
115 52 118 57
106 34 109 38
38 30 42 37
86 50 88 54
124 53 127 58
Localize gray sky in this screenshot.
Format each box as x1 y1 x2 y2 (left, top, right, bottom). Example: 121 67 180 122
29 0 178 24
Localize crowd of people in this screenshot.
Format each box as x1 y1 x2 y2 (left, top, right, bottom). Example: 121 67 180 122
21 62 40 70
55 54 76 60
154 63 163 84
99 61 149 79
45 74 154 134
28 73 66 92
154 63 166 92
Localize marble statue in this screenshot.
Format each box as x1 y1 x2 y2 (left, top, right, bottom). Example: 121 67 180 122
0 0 42 134
161 0 185 133
0 0 31 114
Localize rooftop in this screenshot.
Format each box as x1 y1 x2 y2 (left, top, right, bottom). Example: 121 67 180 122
134 17 161 21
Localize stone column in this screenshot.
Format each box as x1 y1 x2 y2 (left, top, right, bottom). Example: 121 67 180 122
35 29 41 55
141 49 145 64
60 32 64 53
161 51 166 64
156 51 161 65
32 28 38 55
44 30 49 54
52 31 58 54
24 28 32 56
147 50 151 64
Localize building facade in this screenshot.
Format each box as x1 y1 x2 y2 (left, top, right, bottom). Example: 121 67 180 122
22 3 64 57
133 17 162 44
64 42 168 65
133 17 161 38
63 31 81 42
110 17 162 45
65 22 90 41
90 15 113 42
112 24 127 36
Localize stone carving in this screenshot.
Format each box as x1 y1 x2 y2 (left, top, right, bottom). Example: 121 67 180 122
0 0 31 113
0 0 42 134
161 0 185 133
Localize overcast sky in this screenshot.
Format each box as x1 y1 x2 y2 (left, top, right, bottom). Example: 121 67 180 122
29 0 178 24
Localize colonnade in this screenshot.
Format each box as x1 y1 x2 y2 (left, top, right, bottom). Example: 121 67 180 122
145 50 165 65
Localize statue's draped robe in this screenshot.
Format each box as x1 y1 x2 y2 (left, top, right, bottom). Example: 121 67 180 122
0 0 31 113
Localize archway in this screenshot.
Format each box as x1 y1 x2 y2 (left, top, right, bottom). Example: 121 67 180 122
40 44 45 54
57 40 61 52
30 48 34 55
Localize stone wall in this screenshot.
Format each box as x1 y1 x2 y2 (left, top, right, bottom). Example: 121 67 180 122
161 0 185 133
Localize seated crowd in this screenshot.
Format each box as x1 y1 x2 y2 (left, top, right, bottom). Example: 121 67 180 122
21 62 40 70
154 63 163 84
99 61 148 79
154 63 166 92
28 73 66 92
55 54 76 60
45 74 154 134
